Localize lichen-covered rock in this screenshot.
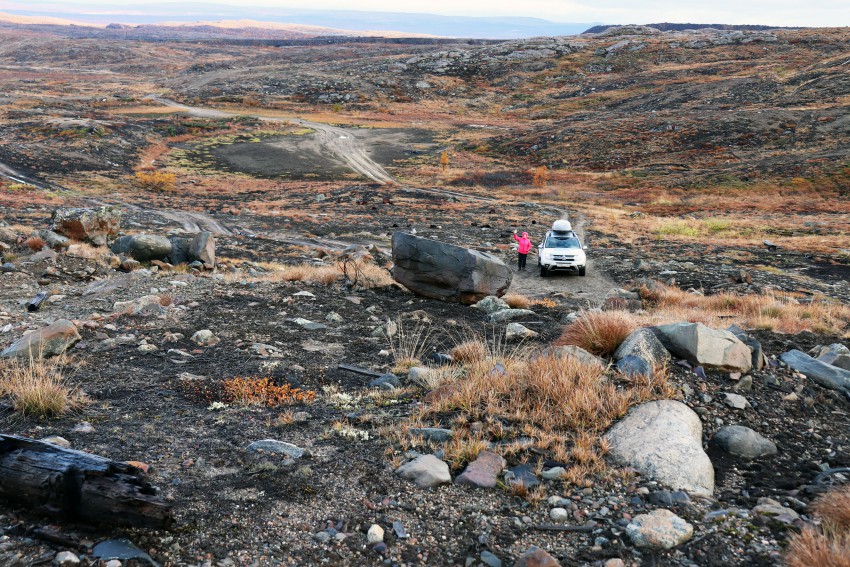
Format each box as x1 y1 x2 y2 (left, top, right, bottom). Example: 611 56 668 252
51 206 121 246
1 319 81 358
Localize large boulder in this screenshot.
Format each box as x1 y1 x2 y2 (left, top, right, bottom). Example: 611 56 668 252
604 400 714 496
51 206 121 246
168 232 215 267
391 232 512 304
652 322 752 372
111 235 172 262
1 319 81 358
614 327 671 367
780 350 850 394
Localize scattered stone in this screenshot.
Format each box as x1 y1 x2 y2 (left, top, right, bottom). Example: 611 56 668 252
626 509 693 549
313 531 331 544
604 400 714 496
325 312 344 323
391 232 512 304
549 508 570 522
407 366 432 384
603 288 643 311
780 349 850 393
455 451 505 488
292 318 327 331
36 229 69 249
1 319 81 358
113 295 164 316
472 295 509 314
722 392 751 410
367 524 384 544
648 490 691 507
191 330 219 346
752 498 800 524
396 454 452 488
55 551 81 565
73 421 94 433
711 425 777 459
727 325 766 370
480 550 502 567
506 323 538 341
392 520 408 539
490 308 535 322
246 439 306 458
504 463 540 488
409 427 453 442
369 373 400 390
541 467 565 480
515 546 560 567
653 322 752 372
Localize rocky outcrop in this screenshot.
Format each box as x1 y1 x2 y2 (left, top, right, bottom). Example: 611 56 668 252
652 322 752 372
391 232 512 304
1 319 81 358
604 400 714 496
51 207 121 246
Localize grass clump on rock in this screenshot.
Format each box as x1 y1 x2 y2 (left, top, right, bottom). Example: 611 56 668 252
556 310 638 357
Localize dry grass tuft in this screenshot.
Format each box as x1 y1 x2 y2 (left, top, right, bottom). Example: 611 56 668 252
786 485 850 567
389 320 434 373
812 485 850 531
503 293 532 309
557 310 638 357
25 236 46 252
786 529 850 567
449 340 489 364
638 283 850 335
0 356 85 418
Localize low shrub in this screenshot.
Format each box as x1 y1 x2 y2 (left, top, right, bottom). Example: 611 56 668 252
0 356 84 418
556 310 638 357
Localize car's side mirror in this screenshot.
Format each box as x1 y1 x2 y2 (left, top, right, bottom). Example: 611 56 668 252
582 245 588 250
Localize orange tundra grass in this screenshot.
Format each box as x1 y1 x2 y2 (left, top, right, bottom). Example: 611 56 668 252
222 376 316 406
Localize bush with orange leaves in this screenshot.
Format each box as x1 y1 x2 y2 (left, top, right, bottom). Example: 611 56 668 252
222 376 316 407
786 485 850 567
135 170 176 192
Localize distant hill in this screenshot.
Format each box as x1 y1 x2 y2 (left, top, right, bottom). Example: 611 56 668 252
583 22 804 34
0 4 595 39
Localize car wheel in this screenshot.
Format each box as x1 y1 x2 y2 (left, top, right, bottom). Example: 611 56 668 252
540 266 548 277
578 266 586 276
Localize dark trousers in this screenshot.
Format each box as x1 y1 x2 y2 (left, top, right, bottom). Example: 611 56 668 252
518 253 527 270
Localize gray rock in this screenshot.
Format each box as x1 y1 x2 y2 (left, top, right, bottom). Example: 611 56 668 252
780 349 850 393
615 327 671 367
455 451 505 488
472 295 509 314
111 234 172 262
51 206 121 246
752 497 800 524
246 439 306 458
626 509 693 549
603 288 643 311
168 236 192 265
36 229 69 249
367 524 384 544
616 355 652 377
542 466 565 480
370 373 401 389
113 295 164 316
191 329 218 346
408 427 453 442
391 232 512 304
653 322 752 372
395 454 452 488
190 231 216 267
407 366 432 385
480 550 501 567
490 308 535 322
549 507 570 522
55 551 81 565
604 400 714 496
722 392 751 410
727 325 766 370
313 531 331 544
1 262 15 273
505 463 540 488
506 323 538 341
711 425 777 459
1 319 81 358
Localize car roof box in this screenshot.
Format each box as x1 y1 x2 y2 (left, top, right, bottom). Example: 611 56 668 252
552 220 572 232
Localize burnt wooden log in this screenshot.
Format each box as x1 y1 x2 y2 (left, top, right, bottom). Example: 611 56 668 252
0 435 173 529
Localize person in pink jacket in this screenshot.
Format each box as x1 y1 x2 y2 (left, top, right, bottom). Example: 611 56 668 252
513 230 533 271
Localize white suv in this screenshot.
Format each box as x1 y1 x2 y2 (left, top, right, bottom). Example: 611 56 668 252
538 220 587 277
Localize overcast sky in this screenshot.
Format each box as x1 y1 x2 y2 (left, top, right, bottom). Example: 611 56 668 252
1 0 847 27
